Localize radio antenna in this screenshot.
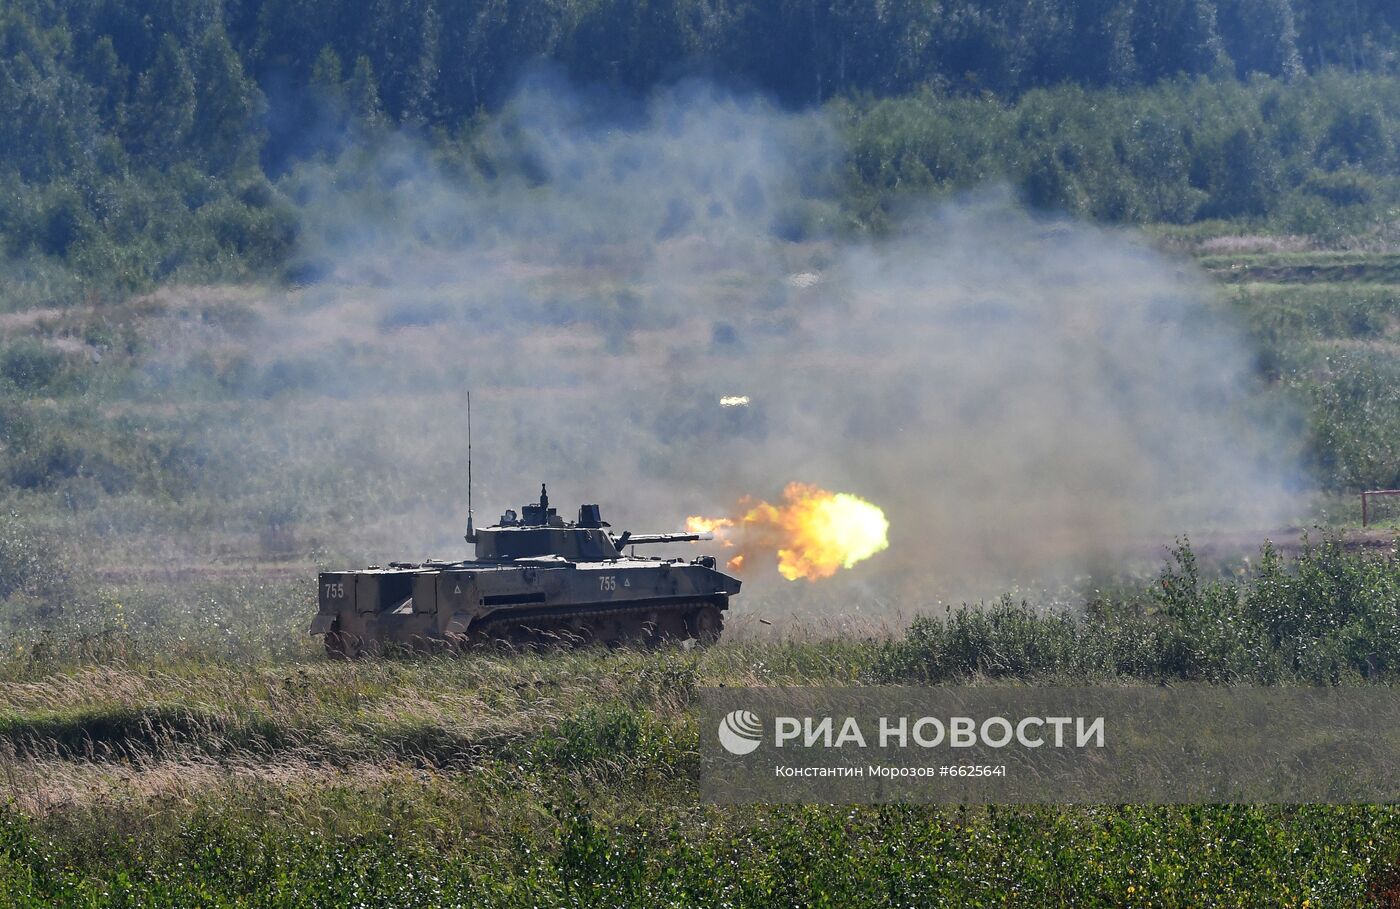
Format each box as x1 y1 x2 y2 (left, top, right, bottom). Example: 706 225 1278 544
465 391 477 543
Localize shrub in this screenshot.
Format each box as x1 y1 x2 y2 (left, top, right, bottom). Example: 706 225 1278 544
873 539 1400 684
0 515 71 611
0 339 63 392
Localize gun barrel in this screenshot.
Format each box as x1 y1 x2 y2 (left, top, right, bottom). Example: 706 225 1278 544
620 531 714 546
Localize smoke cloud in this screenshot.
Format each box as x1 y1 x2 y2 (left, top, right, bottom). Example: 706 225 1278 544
141 73 1302 617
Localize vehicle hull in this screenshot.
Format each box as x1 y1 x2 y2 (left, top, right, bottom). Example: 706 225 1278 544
313 558 739 655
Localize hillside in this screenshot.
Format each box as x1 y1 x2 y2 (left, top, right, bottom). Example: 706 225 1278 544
1 0 1400 300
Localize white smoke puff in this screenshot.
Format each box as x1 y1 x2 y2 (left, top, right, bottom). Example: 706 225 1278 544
769 197 1301 587
136 75 1303 609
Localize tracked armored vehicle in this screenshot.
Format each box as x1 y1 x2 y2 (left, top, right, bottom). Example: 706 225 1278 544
311 486 740 656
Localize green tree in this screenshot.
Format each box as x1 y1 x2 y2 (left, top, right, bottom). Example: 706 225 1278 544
310 44 344 94
1068 0 1139 87
1131 0 1226 81
81 35 129 132
129 34 197 167
1196 123 1282 217
366 0 440 124
348 54 385 129
192 25 264 174
250 0 334 77
0 8 101 181
1218 0 1304 78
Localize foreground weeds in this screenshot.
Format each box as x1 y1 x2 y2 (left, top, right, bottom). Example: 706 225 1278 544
0 540 1396 905
0 795 1397 906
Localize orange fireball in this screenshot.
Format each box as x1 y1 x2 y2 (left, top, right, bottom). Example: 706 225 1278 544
687 482 889 581
685 515 734 535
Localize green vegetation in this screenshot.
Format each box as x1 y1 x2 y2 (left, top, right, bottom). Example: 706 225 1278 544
2 1 1400 905
839 74 1400 233
1224 278 1400 492
876 538 1400 684
2 1 1400 296
0 541 1393 906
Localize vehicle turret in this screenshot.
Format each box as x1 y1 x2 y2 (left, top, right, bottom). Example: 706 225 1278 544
471 485 712 562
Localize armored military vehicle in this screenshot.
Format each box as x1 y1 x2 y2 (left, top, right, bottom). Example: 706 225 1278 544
310 485 740 656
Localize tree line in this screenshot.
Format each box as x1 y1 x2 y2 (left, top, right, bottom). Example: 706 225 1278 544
839 73 1400 230
0 0 1398 294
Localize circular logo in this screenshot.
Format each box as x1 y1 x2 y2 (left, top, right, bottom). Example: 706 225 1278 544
717 709 763 755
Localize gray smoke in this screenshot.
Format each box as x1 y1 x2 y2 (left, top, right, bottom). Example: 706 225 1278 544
142 75 1302 616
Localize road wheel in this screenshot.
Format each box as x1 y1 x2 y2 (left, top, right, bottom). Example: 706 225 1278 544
687 606 723 646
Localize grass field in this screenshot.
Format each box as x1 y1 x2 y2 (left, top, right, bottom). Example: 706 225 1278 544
0 236 1398 905
0 537 1394 906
